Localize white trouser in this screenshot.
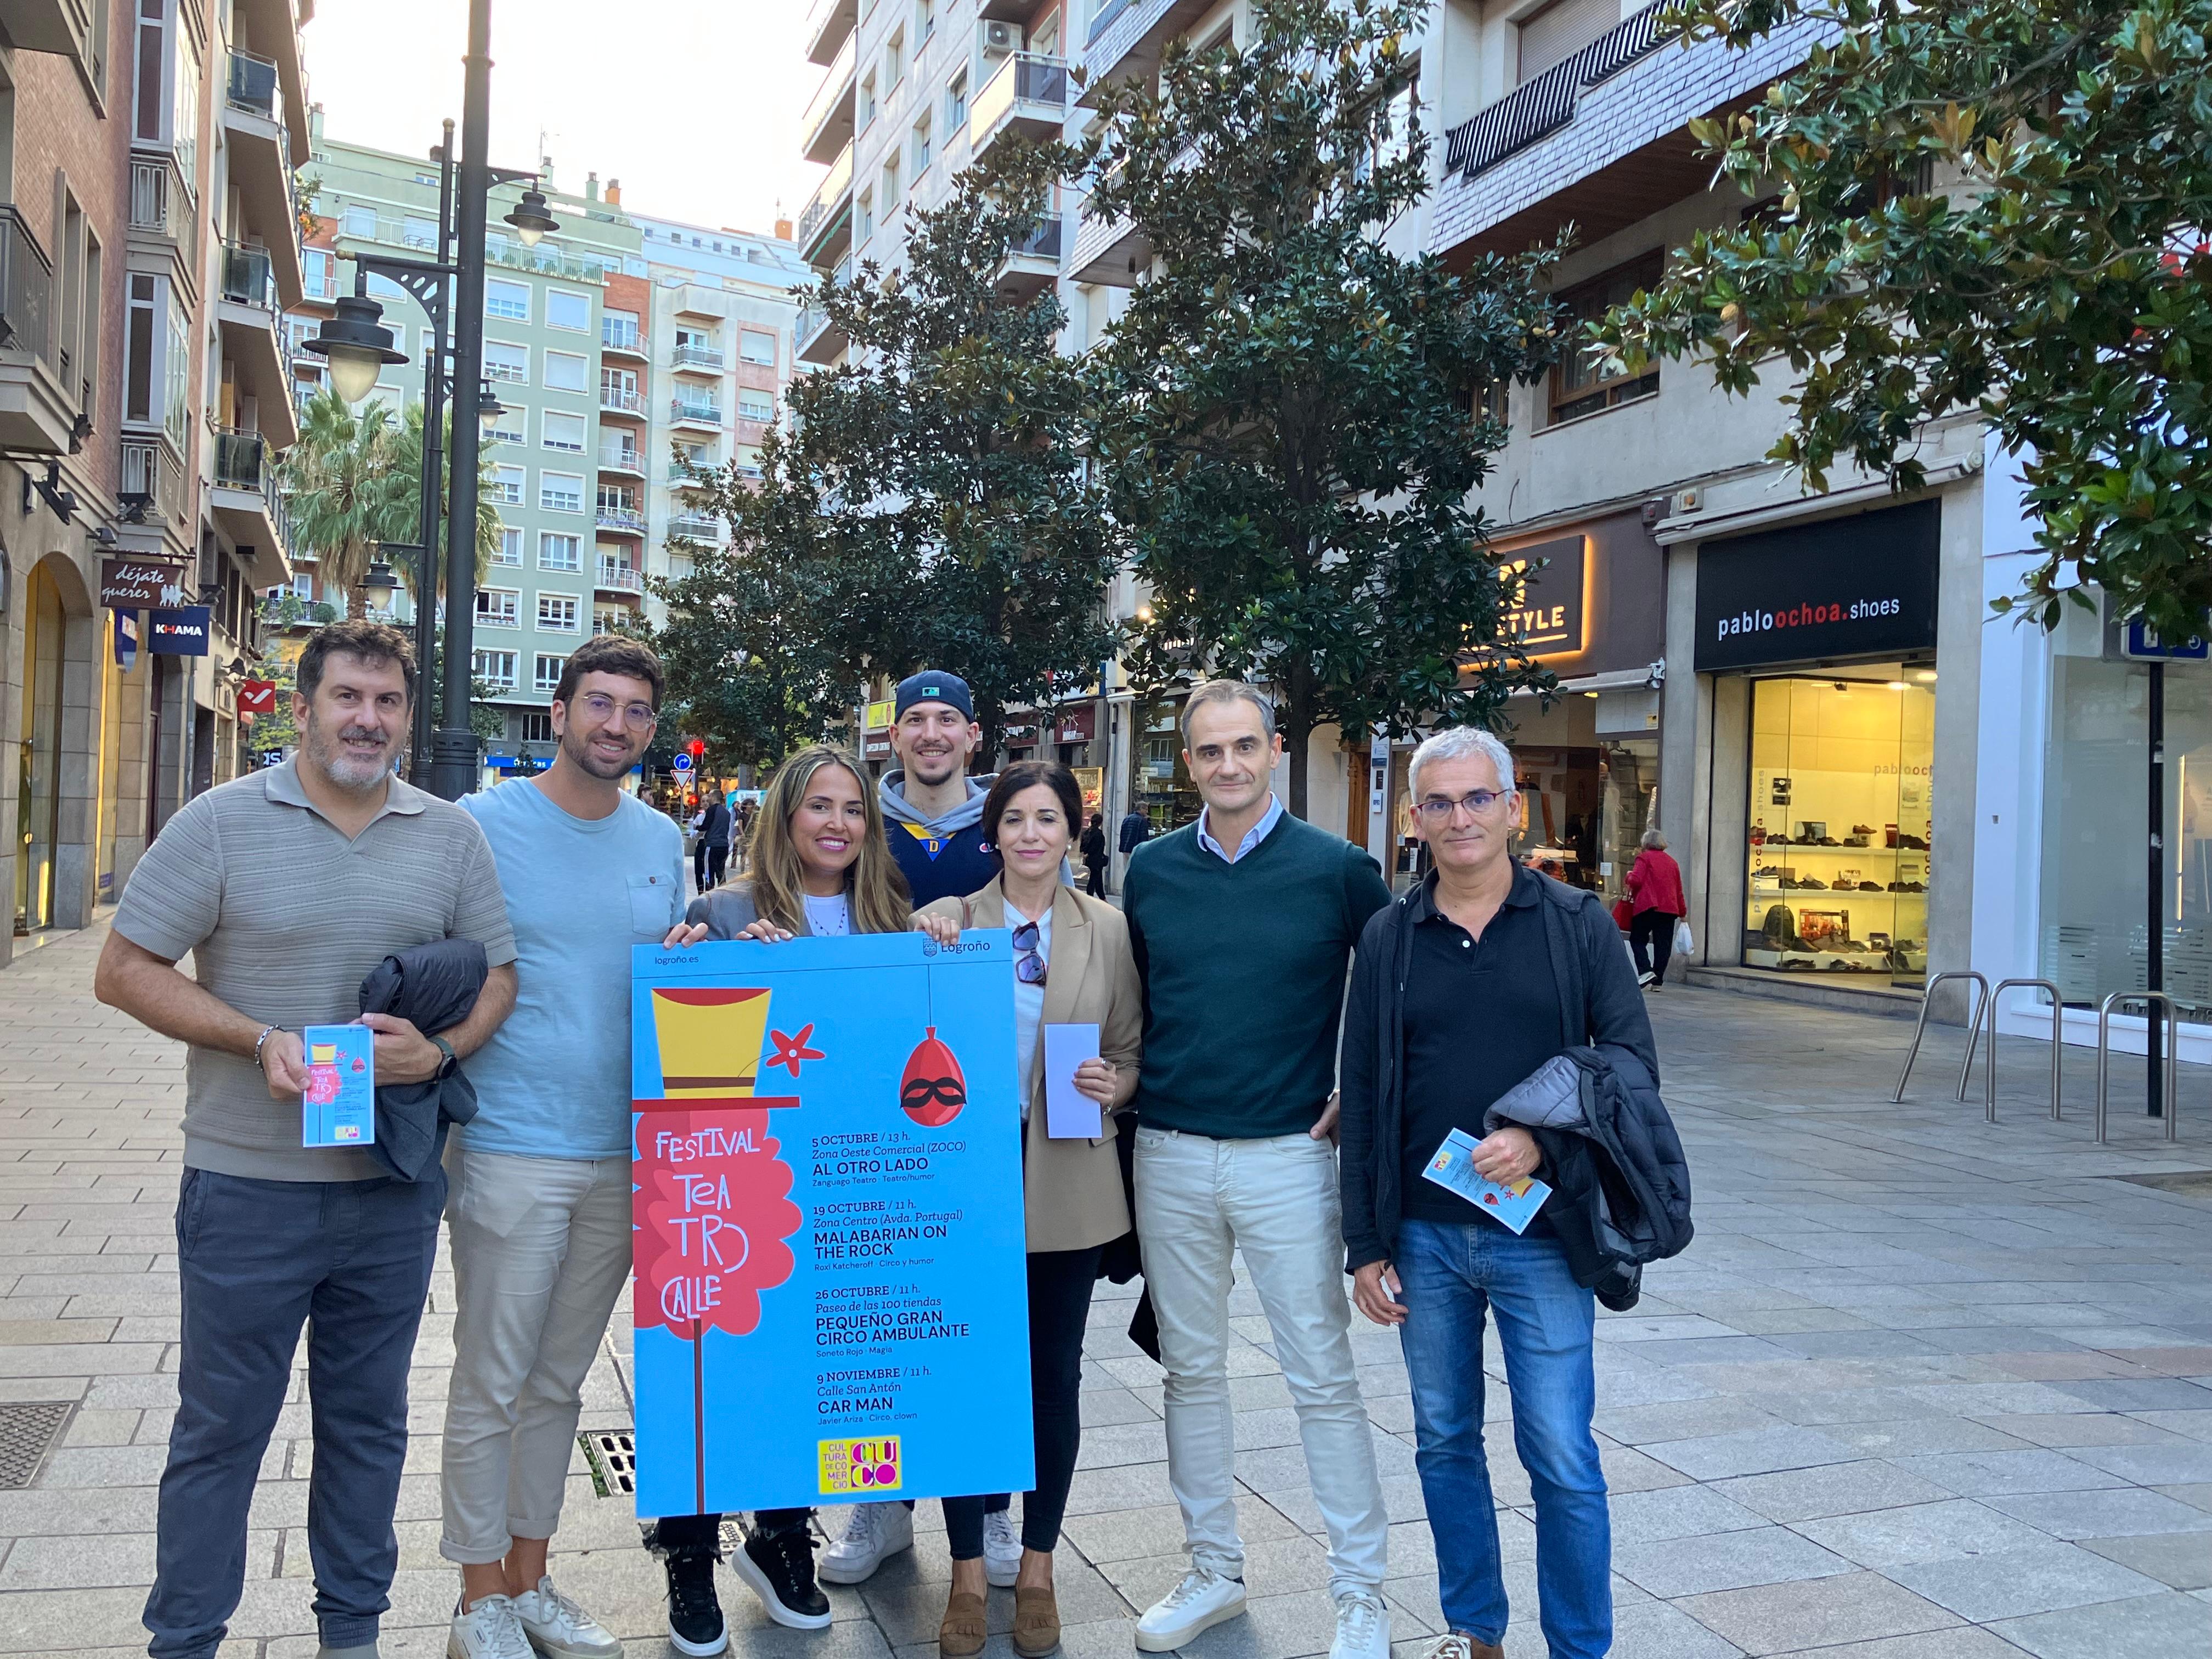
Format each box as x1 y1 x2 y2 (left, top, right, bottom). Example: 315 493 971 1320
1134 1125 1390 1595
439 1143 633 1564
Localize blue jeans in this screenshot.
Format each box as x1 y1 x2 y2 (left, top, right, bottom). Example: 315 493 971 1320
145 1169 444 1659
1396 1217 1609 1657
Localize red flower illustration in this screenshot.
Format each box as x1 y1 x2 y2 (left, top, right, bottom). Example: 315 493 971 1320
634 1108 802 1338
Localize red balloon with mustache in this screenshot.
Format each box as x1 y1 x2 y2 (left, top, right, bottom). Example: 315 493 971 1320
899 1026 967 1126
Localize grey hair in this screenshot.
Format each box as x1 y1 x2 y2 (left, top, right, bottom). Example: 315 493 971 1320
1180 679 1276 744
1640 827 1668 851
1408 726 1517 799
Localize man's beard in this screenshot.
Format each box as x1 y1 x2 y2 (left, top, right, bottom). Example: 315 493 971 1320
302 714 394 790
562 725 639 781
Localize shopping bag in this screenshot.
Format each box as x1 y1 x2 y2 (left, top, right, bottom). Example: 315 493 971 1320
1674 918 1696 956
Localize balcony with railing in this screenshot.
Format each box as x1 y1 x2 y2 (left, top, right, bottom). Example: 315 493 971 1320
670 395 723 429
1081 0 1214 108
221 243 277 312
601 315 645 358
599 440 644 476
0 204 71 456
969 53 1070 163
595 559 645 597
128 152 198 269
208 428 291 585
804 0 857 65
992 214 1065 301
0 0 97 58
599 383 646 418
225 48 280 120
798 144 856 272
665 512 723 543
595 490 647 535
1070 163 1153 288
1430 3 1829 261
801 33 857 166
672 341 725 374
119 436 184 527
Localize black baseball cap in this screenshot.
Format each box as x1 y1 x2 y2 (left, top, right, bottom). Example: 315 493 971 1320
894 670 974 722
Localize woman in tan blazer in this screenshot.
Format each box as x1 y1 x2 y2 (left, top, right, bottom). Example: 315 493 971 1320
918 760 1142 1659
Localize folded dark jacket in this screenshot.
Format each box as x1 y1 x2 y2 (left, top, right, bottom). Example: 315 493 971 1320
357 938 488 1182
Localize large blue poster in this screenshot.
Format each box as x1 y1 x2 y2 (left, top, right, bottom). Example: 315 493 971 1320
630 932 1034 1518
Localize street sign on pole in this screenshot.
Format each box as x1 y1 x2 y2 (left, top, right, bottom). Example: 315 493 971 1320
2122 618 2210 661
672 753 693 775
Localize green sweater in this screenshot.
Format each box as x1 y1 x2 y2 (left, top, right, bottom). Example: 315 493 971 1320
1125 812 1393 1139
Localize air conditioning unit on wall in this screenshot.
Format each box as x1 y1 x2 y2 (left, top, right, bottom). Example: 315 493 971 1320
981 20 1017 56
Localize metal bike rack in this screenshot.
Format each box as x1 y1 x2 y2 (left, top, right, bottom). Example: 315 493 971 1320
1892 970 1990 1104
2095 990 2181 1144
1983 978 2065 1124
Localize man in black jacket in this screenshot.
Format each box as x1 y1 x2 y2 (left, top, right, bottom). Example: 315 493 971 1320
1338 727 1657 1659
696 794 732 894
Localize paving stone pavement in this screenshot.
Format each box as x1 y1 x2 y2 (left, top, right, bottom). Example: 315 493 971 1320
4 920 2211 1658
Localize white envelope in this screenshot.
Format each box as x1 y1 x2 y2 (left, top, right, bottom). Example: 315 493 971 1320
1043 1023 1103 1139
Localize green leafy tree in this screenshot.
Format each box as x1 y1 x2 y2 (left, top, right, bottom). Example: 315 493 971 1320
382 402 506 605
646 437 854 770
1595 0 2212 637
281 390 407 616
768 146 1121 754
1080 0 1565 816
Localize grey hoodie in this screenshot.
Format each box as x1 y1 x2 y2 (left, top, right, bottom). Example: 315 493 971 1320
878 769 1000 909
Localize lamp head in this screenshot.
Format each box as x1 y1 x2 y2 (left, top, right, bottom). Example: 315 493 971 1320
305 294 407 404
505 186 560 249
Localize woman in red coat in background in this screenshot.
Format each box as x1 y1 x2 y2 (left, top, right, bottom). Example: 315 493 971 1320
1626 827 1686 990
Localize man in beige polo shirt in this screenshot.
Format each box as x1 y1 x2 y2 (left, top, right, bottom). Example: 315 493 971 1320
95 620 518 1659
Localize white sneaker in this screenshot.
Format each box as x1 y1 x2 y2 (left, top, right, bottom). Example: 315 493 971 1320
1135 1566 1248 1653
817 1500 914 1584
449 1594 534 1659
512 1576 621 1659
1329 1590 1391 1659
983 1509 1023 1589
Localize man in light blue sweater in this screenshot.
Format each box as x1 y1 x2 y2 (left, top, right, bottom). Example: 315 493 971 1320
442 637 696 1659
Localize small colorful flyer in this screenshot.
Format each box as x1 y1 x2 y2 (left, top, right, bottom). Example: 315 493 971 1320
301 1024 376 1147
1421 1127 1549 1233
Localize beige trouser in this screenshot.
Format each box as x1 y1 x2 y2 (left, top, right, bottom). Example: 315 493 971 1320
439 1142 633 1564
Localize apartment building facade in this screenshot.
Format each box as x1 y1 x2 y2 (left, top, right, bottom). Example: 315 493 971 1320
1 0 305 963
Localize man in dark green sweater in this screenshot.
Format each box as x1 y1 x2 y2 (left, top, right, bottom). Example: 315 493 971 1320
1122 681 1396 1659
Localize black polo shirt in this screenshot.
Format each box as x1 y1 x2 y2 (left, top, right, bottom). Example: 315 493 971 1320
1399 865 1564 1229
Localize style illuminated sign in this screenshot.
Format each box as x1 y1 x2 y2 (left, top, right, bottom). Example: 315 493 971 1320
1695 500 1940 672
1499 535 1587 658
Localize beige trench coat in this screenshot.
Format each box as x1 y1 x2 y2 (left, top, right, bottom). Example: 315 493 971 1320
921 878 1142 1254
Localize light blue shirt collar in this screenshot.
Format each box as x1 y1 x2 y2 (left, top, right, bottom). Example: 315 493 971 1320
1196 794 1284 864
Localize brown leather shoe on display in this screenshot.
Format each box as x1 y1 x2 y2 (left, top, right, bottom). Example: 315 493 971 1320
1013 1584 1062 1657
939 1590 988 1658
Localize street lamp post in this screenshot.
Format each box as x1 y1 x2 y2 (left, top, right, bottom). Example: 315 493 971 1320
306 0 558 799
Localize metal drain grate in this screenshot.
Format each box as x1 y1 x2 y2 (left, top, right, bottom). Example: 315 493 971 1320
0 1403 72 1489
579 1430 637 1498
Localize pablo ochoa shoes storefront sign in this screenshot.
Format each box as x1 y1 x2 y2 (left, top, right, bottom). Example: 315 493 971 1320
1694 500 1940 672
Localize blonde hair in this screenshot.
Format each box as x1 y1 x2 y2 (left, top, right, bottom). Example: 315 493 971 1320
747 745 912 934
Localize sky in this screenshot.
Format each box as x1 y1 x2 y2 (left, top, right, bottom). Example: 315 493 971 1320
301 0 828 236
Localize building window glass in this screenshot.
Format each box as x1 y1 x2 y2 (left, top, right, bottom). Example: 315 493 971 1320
541 410 586 452
947 70 967 130
486 278 530 321
487 404 525 446
537 593 582 633
1549 253 1662 425
492 527 523 566
476 590 520 630
521 710 556 742
1745 673 1934 986
490 465 525 505
540 471 584 512
544 349 589 392
484 340 528 383
545 288 590 331
862 73 877 128
738 390 775 422
915 115 932 176
534 653 568 692
539 532 582 571
473 648 518 687
340 204 376 239
594 608 625 636
739 330 776 367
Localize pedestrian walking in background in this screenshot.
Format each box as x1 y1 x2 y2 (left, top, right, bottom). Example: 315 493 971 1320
1339 726 1661 1659
1118 803 1151 884
877 670 1000 909
1627 827 1686 990
93 620 519 1659
916 762 1144 1659
441 637 699 1659
1080 812 1110 897
695 793 732 895
1119 680 1396 1659
653 744 924 1645
733 797 757 872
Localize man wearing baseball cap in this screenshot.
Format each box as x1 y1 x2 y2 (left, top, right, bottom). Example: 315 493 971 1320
876 670 1000 910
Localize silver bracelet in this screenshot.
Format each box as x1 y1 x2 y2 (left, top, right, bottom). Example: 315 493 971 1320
252 1025 284 1070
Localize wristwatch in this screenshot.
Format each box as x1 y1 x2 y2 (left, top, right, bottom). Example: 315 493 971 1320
430 1035 459 1081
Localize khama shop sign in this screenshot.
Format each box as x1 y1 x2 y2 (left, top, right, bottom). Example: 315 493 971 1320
1695 500 1940 672
100 556 193 610
1499 536 1587 658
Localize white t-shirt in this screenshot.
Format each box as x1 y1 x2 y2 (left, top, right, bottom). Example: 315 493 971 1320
1011 906 1052 1121
803 892 852 936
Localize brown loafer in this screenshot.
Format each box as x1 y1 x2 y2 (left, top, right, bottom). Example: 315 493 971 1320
1013 1584 1061 1658
939 1589 989 1658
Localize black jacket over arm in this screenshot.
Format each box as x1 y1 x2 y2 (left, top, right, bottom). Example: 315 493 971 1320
1340 870 1673 1299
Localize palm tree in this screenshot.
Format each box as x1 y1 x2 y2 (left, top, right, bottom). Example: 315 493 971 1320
281 391 407 617
382 401 506 608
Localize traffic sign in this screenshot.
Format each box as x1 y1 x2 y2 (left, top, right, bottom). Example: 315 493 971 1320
2123 618 2210 661
672 753 694 774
